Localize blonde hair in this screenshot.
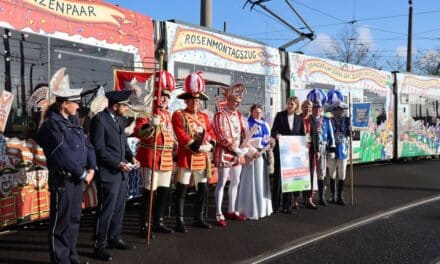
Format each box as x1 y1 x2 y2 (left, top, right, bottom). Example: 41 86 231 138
285 96 300 112
301 99 313 109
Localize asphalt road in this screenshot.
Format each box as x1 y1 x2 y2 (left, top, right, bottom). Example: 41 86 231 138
269 199 440 264
1 159 440 264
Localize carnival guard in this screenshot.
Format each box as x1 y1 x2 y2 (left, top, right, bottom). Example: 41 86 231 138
37 71 96 264
307 88 335 206
171 72 216 233
325 89 350 206
212 83 248 226
135 71 175 236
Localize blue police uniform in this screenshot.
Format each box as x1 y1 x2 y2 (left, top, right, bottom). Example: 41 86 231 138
37 110 96 264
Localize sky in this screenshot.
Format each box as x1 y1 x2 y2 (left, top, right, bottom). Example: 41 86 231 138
106 0 440 69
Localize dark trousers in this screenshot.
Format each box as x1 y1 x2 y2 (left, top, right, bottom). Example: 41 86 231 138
272 161 282 212
95 179 128 249
272 154 294 211
49 179 83 264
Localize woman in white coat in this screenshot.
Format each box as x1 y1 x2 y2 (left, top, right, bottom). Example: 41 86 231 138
237 104 273 220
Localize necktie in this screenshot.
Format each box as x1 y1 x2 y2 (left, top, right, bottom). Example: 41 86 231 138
113 116 121 133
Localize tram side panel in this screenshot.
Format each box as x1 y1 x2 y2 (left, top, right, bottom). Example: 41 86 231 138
288 52 395 164
396 73 440 158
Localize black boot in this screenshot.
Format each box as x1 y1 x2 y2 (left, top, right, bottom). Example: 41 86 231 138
193 183 212 229
318 180 327 206
329 179 337 204
153 187 174 233
174 183 188 233
337 180 347 206
139 189 156 239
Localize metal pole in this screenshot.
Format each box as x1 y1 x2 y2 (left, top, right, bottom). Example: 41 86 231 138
349 91 354 205
406 0 413 72
200 0 212 27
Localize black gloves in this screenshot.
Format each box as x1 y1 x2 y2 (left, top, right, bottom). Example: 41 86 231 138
189 141 201 152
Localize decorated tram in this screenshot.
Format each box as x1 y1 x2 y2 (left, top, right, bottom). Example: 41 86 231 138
1 0 439 228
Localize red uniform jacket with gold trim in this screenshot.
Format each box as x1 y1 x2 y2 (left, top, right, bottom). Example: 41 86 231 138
134 109 174 171
171 109 216 170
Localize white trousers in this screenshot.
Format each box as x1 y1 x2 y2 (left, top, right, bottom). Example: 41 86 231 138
175 168 207 185
215 166 242 215
317 144 328 180
327 158 347 180
141 168 172 191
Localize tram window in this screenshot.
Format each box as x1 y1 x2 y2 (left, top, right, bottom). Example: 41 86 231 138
50 38 134 94
173 62 266 115
0 27 135 138
0 28 49 138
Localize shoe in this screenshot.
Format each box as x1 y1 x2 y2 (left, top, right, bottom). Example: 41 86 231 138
193 220 212 229
175 217 189 233
108 239 136 250
282 208 293 214
305 203 318 210
93 247 112 261
70 256 89 264
153 223 174 234
225 212 246 221
318 199 328 206
138 227 156 239
293 202 299 209
216 214 227 227
337 198 347 206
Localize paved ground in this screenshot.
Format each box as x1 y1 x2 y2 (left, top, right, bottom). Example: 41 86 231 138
1 159 440 264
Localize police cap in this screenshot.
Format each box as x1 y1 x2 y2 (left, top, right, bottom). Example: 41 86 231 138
105 90 131 105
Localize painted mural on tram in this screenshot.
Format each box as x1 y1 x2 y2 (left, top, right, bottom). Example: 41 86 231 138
0 0 154 227
289 52 395 164
396 73 440 158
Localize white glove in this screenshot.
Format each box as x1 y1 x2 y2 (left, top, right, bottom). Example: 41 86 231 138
199 144 213 152
232 147 249 156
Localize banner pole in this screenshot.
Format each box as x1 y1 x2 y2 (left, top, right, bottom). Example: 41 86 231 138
349 91 354 205
146 49 165 244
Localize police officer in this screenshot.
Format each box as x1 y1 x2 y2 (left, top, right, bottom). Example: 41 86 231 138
90 90 140 261
36 74 96 264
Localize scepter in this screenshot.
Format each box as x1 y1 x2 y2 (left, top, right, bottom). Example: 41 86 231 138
146 49 165 244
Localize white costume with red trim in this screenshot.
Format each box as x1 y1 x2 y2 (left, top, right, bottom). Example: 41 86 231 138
212 108 247 219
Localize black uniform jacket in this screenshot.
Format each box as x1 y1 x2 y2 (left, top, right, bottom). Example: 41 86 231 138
89 109 133 182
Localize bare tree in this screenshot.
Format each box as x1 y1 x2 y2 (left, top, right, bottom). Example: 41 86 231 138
323 26 381 68
414 49 440 76
384 55 407 73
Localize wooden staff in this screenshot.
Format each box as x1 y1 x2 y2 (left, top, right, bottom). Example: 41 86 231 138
348 91 354 205
146 49 165 244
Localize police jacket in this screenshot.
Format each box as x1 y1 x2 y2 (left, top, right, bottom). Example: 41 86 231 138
36 110 96 181
89 109 134 182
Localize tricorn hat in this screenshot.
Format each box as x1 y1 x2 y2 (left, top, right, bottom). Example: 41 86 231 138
177 71 209 101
